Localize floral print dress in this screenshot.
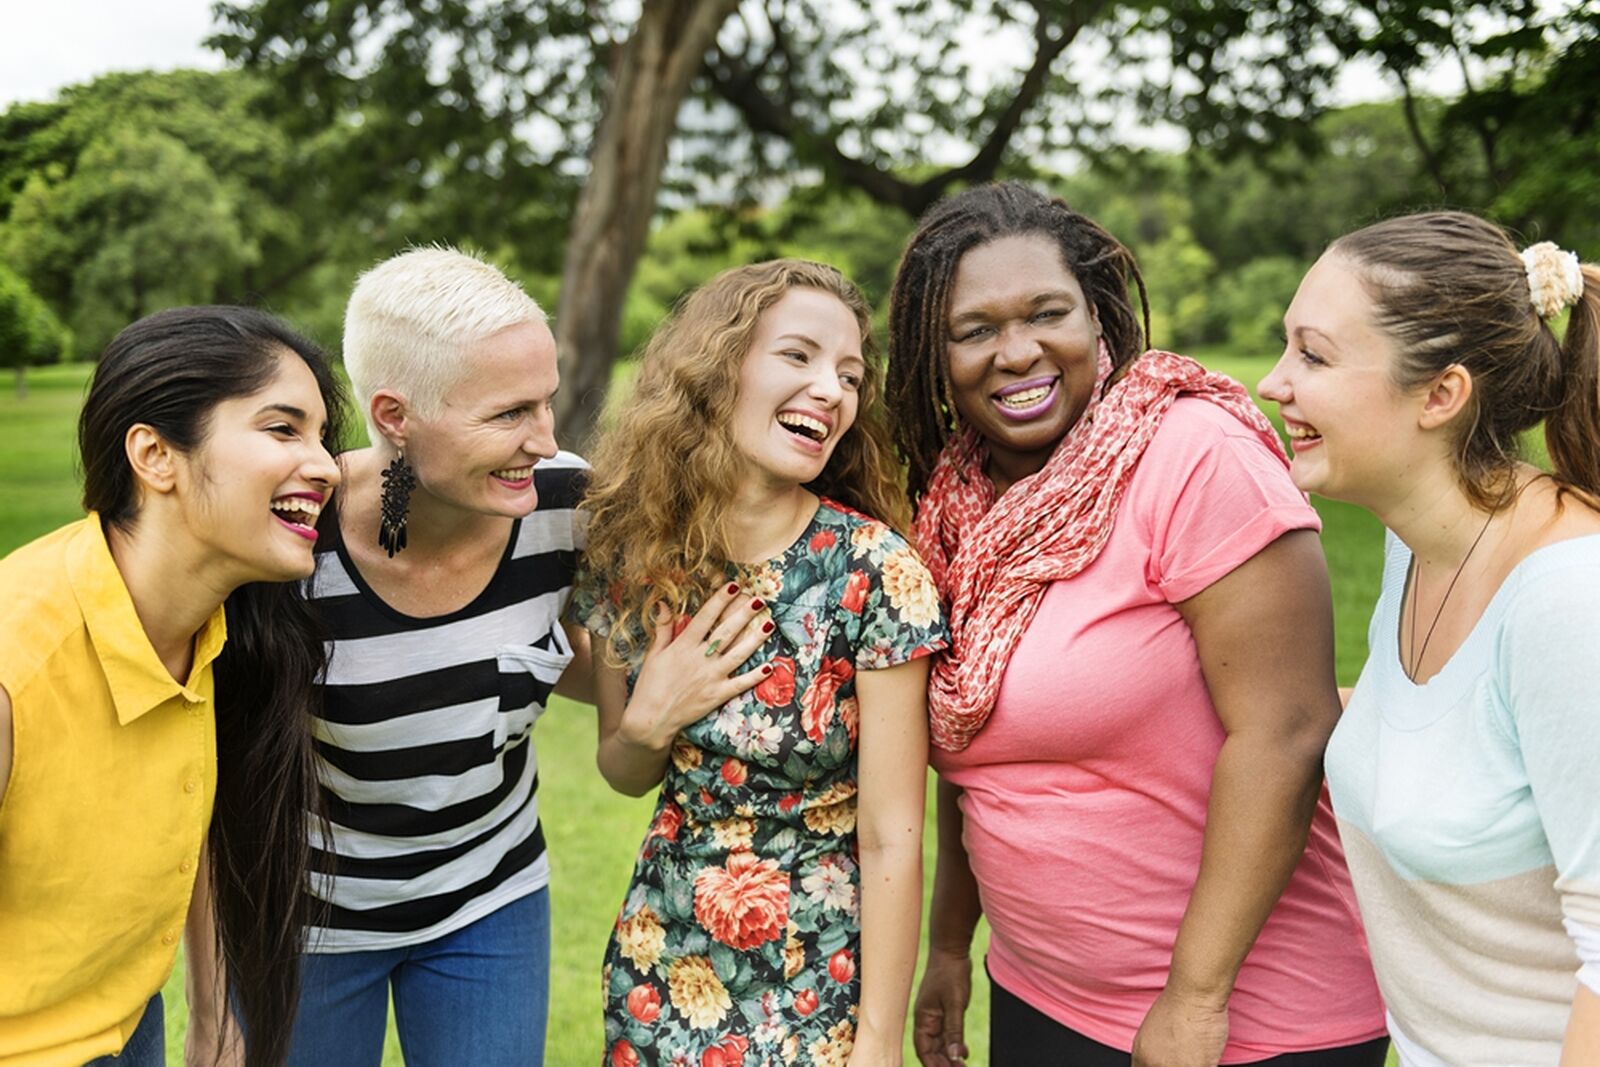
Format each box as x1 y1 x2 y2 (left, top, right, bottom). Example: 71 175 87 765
570 499 948 1067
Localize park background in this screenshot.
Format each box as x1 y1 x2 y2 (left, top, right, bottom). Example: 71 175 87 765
1 0 1596 1063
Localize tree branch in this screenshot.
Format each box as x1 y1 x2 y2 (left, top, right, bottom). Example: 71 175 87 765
1389 63 1450 197
707 0 1105 216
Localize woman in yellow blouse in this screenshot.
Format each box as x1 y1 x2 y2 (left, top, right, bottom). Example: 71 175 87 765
0 306 343 1067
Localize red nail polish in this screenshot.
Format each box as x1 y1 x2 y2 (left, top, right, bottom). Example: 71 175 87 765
761 664 773 674
726 582 739 595
762 621 774 634
750 598 764 611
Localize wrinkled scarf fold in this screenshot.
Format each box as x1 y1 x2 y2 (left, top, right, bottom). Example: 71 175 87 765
915 346 1287 752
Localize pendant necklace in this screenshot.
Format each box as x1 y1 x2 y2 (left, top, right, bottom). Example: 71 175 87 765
1406 509 1496 682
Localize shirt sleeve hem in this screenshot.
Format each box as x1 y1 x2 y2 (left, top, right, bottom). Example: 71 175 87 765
1157 503 1320 604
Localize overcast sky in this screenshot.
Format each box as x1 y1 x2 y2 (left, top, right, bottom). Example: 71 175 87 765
0 0 224 108
0 0 1448 115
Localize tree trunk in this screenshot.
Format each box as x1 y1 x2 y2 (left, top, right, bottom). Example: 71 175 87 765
553 0 740 450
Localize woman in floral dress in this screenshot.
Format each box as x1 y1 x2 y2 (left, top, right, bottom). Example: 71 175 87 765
571 260 947 1067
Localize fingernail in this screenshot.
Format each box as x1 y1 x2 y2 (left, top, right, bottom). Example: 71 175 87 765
762 621 774 634
761 664 773 674
750 598 764 610
726 582 739 595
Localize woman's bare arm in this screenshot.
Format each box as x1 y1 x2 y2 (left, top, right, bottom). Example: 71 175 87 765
1133 530 1341 1067
850 657 931 1066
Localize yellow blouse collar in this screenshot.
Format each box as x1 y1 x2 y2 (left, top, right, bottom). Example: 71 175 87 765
65 513 228 724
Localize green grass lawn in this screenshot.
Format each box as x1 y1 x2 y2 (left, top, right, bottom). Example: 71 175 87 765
1 354 1388 1066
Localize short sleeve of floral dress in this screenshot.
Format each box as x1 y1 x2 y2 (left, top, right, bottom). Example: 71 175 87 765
571 498 948 1067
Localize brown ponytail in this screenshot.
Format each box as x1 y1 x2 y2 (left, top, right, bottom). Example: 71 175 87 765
1546 264 1600 501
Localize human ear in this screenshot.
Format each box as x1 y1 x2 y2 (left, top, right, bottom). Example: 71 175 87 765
369 391 409 451
1418 364 1474 431
124 424 180 496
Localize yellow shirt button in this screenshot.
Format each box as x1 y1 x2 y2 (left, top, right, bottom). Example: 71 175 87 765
179 859 193 875
183 780 198 794
162 931 177 946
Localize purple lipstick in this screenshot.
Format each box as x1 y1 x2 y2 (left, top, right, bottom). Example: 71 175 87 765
992 376 1060 421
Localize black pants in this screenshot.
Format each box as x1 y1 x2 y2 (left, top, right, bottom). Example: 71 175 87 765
990 972 1390 1067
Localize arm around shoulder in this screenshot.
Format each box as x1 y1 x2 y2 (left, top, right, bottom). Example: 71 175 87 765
553 620 595 704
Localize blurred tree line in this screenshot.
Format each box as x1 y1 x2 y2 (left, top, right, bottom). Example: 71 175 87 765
0 0 1594 419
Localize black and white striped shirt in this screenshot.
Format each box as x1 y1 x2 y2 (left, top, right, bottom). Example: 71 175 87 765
304 451 585 951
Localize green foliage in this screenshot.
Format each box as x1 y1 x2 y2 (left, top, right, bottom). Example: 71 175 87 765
0 70 330 357
1138 221 1218 350
4 128 255 358
616 190 916 360
0 262 70 378
1208 257 1311 355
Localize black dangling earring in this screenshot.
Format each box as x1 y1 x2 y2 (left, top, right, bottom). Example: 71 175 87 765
378 451 416 558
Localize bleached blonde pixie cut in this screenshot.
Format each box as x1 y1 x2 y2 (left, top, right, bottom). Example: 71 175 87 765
343 246 547 443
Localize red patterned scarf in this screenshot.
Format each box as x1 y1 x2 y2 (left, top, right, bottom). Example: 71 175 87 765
916 346 1286 752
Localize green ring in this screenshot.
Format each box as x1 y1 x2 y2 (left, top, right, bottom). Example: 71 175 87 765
704 638 722 658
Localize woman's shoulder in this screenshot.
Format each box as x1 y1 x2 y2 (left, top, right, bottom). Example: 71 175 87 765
533 450 590 509
1153 394 1277 451
816 498 913 561
1133 396 1300 511
0 518 82 579
0 519 94 680
1500 483 1600 595
1503 531 1600 606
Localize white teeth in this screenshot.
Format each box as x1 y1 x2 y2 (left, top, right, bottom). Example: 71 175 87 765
776 413 828 440
998 385 1051 408
1286 425 1321 439
270 497 322 525
493 466 533 480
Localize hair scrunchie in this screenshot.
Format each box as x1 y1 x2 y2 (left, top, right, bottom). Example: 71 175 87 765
1521 242 1584 320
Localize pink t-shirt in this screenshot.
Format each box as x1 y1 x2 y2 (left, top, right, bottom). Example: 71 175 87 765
931 399 1386 1060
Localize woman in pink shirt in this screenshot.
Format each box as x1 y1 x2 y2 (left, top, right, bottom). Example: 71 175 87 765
888 182 1386 1067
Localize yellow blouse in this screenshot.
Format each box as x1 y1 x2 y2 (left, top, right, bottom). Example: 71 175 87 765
0 515 225 1066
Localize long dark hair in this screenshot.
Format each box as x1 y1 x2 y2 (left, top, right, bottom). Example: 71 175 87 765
887 181 1152 501
81 306 344 1066
1331 212 1600 510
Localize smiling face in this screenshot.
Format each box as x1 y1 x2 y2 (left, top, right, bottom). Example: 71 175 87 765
944 233 1102 485
1257 252 1426 508
729 287 865 492
177 348 340 582
402 318 560 516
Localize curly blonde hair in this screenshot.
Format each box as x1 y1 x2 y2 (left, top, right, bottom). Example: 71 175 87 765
582 259 909 663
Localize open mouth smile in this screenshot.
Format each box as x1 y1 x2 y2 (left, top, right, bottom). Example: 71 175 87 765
991 376 1060 421
1283 419 1323 450
776 409 833 452
270 492 324 541
491 465 535 488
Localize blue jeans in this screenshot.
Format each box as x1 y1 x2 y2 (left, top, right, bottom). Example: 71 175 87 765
287 889 550 1067
84 994 164 1067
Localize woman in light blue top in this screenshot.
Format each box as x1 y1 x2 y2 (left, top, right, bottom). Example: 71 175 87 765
1259 211 1600 1066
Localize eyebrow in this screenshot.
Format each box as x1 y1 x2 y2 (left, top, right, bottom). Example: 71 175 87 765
773 333 821 349
257 402 331 438
1292 325 1341 352
949 289 1077 325
496 386 559 407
